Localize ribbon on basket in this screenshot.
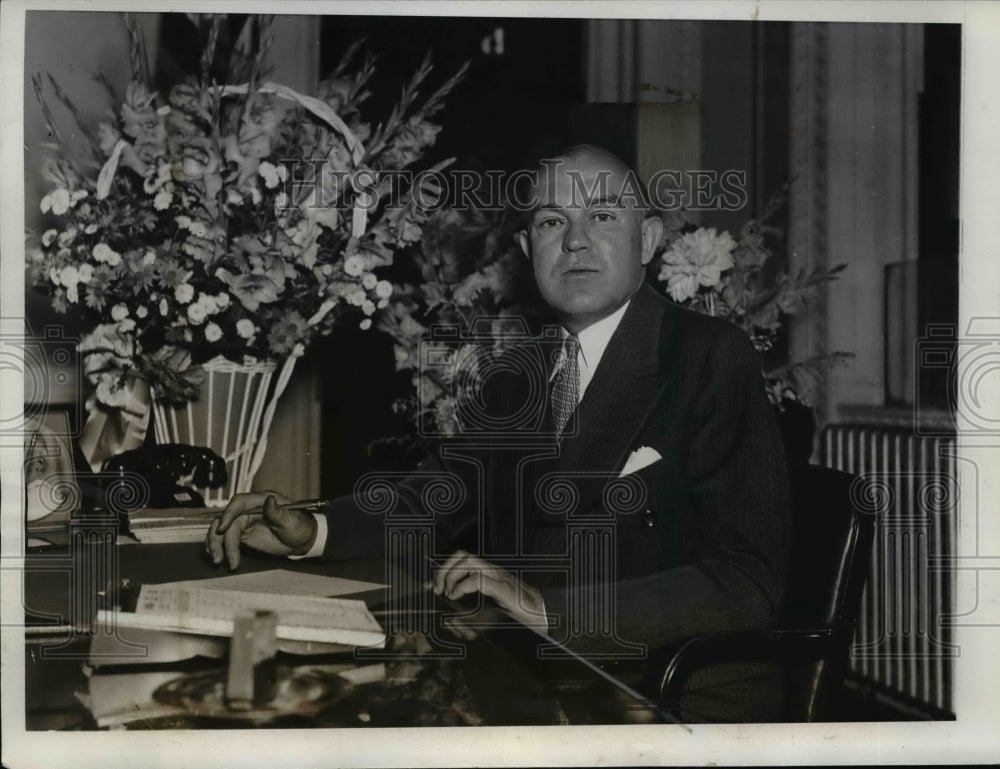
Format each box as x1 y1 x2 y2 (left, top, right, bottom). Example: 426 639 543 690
242 298 339 488
77 376 152 474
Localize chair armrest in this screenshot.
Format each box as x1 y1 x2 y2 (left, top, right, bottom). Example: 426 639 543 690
656 627 845 703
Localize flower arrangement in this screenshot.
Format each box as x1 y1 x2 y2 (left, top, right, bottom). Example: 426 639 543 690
26 14 466 407
655 189 851 406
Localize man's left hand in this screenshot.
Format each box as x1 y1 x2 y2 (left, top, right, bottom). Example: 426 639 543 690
430 550 549 634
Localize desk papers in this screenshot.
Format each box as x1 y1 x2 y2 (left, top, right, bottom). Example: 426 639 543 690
100 581 385 648
166 568 387 598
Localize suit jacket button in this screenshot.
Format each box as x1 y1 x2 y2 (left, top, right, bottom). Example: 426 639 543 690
643 509 655 527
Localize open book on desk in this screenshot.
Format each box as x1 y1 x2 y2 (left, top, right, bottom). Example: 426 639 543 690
98 580 386 649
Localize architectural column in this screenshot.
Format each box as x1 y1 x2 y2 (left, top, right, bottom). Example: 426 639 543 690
788 22 922 425
584 19 702 214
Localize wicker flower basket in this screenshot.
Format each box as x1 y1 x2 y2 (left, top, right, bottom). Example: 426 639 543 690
149 355 296 506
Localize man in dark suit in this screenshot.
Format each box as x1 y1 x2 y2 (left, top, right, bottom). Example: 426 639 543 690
207 145 791 721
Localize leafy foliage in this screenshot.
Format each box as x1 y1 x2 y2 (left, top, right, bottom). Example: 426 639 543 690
27 13 465 406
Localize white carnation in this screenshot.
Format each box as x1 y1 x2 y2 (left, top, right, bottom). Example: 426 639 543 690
58 228 77 248
236 319 256 339
48 189 71 215
58 265 79 287
258 161 284 190
196 293 218 313
92 242 122 265
174 283 194 304
154 187 173 211
186 303 207 325
344 255 366 277
204 322 223 342
375 279 393 299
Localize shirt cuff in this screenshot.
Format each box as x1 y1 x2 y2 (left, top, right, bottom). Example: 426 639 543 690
287 513 327 560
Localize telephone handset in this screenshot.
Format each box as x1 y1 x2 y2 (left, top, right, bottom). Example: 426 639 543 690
101 444 228 509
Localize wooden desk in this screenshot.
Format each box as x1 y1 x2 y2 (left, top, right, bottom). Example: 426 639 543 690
23 540 669 729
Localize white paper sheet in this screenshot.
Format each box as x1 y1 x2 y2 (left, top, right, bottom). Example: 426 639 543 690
162 569 387 598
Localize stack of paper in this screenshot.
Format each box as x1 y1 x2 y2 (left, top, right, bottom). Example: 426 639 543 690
122 506 221 544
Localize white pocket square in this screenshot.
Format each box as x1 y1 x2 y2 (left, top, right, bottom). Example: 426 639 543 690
619 446 662 477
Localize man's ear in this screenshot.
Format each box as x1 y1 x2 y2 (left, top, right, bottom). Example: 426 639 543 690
516 229 531 259
640 215 664 266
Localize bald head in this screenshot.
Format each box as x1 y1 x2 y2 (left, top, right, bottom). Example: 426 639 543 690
528 144 651 219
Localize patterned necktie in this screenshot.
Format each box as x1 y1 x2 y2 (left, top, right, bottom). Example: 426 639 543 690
551 334 580 439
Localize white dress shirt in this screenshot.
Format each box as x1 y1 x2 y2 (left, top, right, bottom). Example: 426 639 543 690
551 299 631 403
295 300 632 560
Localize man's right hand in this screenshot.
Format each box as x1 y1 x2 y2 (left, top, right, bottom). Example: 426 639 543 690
205 492 318 570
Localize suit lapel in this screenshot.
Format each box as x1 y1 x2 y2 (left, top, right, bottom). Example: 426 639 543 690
553 285 679 515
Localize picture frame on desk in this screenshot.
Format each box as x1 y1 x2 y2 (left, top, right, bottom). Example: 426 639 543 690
23 406 82 541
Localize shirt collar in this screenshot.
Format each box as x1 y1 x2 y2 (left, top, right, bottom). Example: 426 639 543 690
550 299 631 382
575 300 630 370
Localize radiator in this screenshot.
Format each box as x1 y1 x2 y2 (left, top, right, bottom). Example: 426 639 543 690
820 424 957 715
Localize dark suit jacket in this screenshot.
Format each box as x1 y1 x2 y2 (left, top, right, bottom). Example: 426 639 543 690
320 284 790 666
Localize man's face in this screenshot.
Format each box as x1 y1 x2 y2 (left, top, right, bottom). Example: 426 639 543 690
517 152 663 334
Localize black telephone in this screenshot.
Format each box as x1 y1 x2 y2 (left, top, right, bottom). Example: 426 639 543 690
101 444 228 509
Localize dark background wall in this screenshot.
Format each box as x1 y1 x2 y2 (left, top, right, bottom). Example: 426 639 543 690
23 14 960 496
